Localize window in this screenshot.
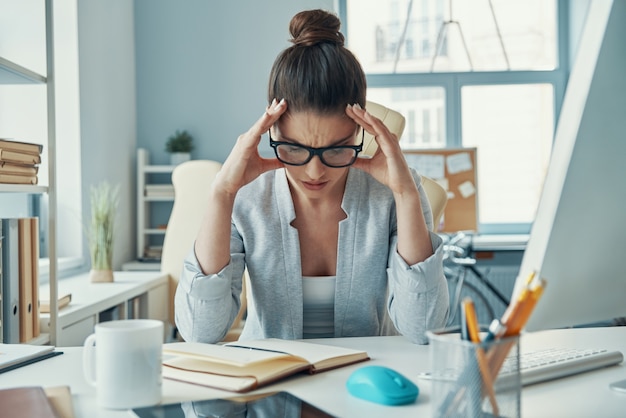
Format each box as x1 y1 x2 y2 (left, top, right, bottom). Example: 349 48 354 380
341 0 568 233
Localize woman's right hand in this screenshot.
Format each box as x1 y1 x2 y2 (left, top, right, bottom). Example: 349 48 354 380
214 99 287 196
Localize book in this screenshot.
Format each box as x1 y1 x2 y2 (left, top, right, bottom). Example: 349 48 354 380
0 149 41 165
39 292 72 313
0 386 60 418
162 338 370 393
43 386 75 418
145 184 174 192
0 139 43 155
0 173 38 185
0 343 55 372
1 219 20 344
145 184 175 199
18 218 33 342
0 161 38 176
30 217 40 337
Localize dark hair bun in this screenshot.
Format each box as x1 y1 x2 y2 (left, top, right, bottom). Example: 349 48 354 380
289 9 345 47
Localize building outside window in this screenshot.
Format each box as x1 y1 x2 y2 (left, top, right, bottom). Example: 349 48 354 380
341 0 566 233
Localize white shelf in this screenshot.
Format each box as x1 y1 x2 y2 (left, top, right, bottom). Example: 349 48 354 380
144 228 167 235
39 271 168 345
26 333 51 345
0 184 48 193
144 165 175 173
144 196 174 202
122 260 162 271
0 1 58 346
136 148 174 260
0 56 46 84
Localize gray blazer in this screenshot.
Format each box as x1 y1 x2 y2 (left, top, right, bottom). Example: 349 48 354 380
175 168 449 344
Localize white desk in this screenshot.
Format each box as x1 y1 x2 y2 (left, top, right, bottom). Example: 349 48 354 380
1 327 625 417
39 272 169 346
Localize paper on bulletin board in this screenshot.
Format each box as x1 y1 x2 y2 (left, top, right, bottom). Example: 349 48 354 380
458 180 476 198
404 154 445 179
403 148 478 232
446 152 473 175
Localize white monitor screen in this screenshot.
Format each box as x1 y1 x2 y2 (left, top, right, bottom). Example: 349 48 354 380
516 0 626 331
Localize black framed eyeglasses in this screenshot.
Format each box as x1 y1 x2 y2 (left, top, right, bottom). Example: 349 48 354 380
269 129 364 168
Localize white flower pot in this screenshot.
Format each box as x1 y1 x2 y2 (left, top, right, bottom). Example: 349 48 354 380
170 152 191 165
90 269 114 283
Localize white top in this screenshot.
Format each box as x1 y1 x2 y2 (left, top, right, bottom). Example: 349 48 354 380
302 276 336 339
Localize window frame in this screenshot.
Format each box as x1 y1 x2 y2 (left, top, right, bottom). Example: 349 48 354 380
339 0 570 234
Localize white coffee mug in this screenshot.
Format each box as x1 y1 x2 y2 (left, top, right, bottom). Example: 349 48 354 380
83 319 163 409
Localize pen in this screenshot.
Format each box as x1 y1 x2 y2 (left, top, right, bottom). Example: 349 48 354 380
460 298 470 341
463 298 481 344
464 298 500 416
441 276 546 416
439 299 475 416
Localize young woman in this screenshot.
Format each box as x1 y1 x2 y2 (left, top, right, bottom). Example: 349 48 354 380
175 9 449 344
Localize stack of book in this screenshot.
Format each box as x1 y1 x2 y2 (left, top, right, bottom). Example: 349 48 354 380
0 139 43 185
141 245 163 262
144 184 174 198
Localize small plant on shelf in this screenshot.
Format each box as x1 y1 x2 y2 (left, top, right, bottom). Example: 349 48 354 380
165 130 194 165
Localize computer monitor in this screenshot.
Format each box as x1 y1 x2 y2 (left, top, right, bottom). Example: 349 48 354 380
516 0 626 332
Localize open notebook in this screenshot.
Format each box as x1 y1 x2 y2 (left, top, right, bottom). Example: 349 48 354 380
162 338 369 392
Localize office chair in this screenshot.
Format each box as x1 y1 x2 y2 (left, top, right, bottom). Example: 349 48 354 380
364 101 448 231
160 159 248 342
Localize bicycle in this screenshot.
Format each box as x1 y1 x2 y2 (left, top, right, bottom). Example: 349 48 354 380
442 231 512 328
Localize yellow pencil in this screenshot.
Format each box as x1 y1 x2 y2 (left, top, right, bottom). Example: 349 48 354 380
487 278 547 380
504 279 546 336
500 271 536 326
463 298 500 416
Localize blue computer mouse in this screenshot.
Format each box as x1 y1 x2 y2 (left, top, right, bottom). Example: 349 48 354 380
346 365 419 406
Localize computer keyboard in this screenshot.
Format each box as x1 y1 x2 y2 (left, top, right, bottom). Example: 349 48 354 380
419 347 624 386
501 347 624 386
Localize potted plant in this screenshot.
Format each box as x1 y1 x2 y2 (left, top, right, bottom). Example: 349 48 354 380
165 129 194 165
87 181 120 283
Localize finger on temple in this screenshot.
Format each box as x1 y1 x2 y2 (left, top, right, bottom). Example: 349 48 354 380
346 104 375 134
251 99 287 137
361 111 397 146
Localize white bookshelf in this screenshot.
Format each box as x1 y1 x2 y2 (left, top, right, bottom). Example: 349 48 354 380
0 0 58 345
135 148 175 267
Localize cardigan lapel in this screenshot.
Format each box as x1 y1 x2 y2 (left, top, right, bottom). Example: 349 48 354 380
274 169 304 338
334 168 362 335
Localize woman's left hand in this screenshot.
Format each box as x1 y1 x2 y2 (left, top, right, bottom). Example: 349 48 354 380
347 103 418 196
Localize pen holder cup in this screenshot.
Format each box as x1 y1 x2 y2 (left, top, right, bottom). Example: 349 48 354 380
427 327 521 418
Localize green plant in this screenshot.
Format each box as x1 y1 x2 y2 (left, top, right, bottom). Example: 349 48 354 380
87 181 120 270
165 129 194 153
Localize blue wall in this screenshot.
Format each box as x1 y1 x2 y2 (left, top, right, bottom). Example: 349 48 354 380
134 0 335 165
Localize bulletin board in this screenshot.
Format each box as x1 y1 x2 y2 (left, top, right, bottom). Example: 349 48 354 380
404 148 478 233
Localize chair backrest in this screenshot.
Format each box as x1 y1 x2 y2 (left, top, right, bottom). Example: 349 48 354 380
364 101 447 230
362 101 406 157
161 160 223 327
